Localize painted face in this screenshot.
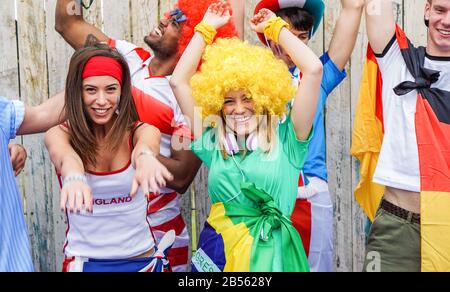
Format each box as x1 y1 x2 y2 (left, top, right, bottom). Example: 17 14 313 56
222 90 260 136
425 0 450 55
145 16 183 58
268 26 310 68
82 75 121 126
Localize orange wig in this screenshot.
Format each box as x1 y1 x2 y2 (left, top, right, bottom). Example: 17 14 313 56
166 0 239 58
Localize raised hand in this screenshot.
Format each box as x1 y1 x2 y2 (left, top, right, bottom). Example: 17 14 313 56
250 8 277 33
203 1 232 30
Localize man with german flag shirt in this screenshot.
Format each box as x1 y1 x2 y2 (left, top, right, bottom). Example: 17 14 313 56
353 0 450 272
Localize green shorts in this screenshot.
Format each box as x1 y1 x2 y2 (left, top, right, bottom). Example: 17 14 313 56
363 206 421 272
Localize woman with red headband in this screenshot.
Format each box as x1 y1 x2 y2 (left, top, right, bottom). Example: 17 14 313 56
45 41 174 272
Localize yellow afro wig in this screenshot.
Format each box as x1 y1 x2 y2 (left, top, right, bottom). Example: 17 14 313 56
191 38 296 119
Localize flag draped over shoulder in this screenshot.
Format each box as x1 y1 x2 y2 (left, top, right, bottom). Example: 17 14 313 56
352 26 450 271
350 45 385 221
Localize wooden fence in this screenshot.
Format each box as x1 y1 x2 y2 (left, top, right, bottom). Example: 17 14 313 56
1 0 427 272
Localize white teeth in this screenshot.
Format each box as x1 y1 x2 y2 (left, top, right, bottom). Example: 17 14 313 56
155 27 162 37
438 29 450 35
233 116 251 122
94 108 108 114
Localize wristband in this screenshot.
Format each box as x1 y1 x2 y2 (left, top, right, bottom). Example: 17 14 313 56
264 17 290 44
63 174 87 186
195 21 217 45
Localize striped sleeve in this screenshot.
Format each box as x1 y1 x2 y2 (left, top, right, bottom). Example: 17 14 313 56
171 96 194 140
0 97 25 140
109 39 152 76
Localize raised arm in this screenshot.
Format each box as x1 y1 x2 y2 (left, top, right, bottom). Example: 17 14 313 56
251 9 323 141
55 0 109 50
231 0 245 39
17 91 66 135
328 0 365 70
45 125 92 213
364 0 396 54
170 2 232 139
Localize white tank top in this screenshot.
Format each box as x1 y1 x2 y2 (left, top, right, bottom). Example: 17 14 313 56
63 142 155 260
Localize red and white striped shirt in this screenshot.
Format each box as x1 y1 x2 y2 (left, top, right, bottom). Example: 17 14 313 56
110 39 190 271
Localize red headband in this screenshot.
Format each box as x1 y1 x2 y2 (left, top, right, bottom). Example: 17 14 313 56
82 56 123 85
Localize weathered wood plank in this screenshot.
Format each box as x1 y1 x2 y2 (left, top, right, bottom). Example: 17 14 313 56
244 0 262 45
324 0 353 272
193 165 210 247
17 0 54 272
159 0 178 16
103 0 132 41
44 0 75 272
309 11 325 55
130 0 159 48
0 0 20 99
403 0 427 47
83 0 103 30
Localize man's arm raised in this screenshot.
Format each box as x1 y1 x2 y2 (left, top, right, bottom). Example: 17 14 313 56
55 0 109 50
364 0 397 55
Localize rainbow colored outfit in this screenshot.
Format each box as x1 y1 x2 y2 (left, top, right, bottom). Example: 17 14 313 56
191 116 311 272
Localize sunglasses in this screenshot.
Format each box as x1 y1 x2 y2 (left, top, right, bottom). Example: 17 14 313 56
167 8 187 29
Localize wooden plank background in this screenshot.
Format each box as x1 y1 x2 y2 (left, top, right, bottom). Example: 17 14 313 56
1 0 427 272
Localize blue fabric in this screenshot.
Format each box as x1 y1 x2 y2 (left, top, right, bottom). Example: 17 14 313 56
0 96 34 272
297 53 347 181
192 222 226 272
82 256 166 272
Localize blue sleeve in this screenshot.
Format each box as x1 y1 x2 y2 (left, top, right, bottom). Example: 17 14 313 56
320 53 347 98
0 97 25 140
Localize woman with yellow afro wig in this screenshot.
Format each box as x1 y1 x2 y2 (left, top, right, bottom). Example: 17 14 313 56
170 1 323 272
191 37 295 121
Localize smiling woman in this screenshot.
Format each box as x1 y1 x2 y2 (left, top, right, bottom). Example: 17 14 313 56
63 42 137 167
44 40 174 272
170 2 323 272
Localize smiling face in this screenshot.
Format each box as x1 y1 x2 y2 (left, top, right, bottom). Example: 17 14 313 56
222 90 260 136
82 75 121 126
145 16 183 59
425 0 450 56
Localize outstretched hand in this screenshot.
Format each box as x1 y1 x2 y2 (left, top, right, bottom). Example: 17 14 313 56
250 8 277 33
60 177 93 214
130 153 174 198
203 1 232 30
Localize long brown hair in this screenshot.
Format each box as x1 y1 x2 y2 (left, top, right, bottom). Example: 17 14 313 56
64 36 139 167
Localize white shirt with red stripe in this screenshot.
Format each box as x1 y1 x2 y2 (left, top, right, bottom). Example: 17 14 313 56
64 162 154 260
109 39 190 271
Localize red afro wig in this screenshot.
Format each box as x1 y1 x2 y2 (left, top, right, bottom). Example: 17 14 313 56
167 0 239 58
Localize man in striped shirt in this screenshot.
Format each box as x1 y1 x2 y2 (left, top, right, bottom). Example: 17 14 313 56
0 93 64 272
